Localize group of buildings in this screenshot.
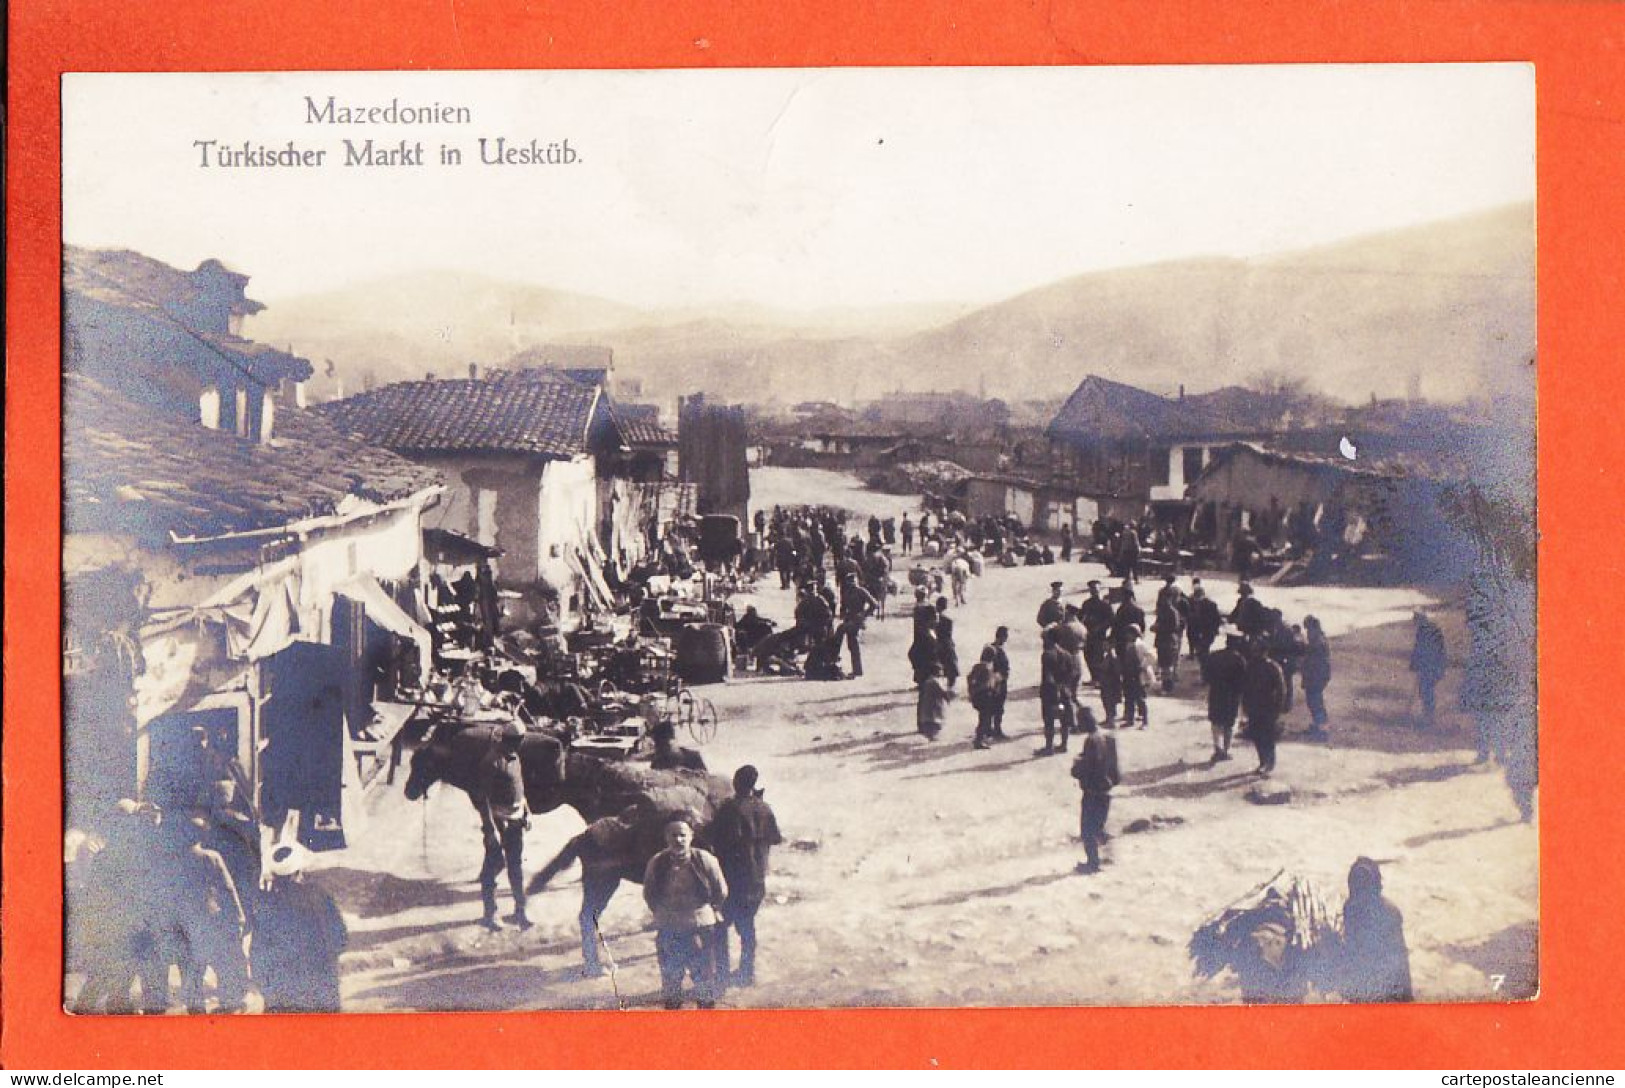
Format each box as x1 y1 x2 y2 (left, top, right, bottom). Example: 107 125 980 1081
61 246 741 862
760 374 1491 576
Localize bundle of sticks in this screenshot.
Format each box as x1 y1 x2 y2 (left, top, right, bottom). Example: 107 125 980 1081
1189 869 1340 982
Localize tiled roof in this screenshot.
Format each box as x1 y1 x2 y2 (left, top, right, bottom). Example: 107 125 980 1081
65 246 263 317
1047 376 1282 445
65 375 442 541
614 403 677 447
314 371 606 458
1190 442 1403 487
65 246 311 386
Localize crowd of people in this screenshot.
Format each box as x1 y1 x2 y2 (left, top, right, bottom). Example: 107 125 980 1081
66 799 347 1015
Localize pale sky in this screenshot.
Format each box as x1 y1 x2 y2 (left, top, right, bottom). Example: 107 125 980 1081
62 65 1534 311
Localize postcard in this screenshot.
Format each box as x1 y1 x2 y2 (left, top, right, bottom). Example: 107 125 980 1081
57 65 1536 1018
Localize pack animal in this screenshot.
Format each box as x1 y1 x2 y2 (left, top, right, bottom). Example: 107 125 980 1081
404 721 731 974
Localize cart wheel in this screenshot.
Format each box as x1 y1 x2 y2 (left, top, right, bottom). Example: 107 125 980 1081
688 699 719 746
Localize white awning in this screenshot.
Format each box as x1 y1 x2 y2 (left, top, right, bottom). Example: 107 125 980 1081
334 574 434 674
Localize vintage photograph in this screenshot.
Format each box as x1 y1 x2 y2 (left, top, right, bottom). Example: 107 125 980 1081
60 65 1535 1014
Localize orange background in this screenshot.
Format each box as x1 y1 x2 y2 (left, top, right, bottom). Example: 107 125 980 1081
6 0 1623 1069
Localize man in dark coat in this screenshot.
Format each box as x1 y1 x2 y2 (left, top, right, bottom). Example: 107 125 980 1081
251 843 348 1012
1228 581 1270 638
773 536 798 590
711 766 783 989
908 601 940 686
1203 634 1248 760
1037 581 1066 629
1242 640 1287 775
1039 627 1079 755
1079 580 1114 686
1070 709 1120 873
1186 585 1223 668
1153 590 1186 694
1339 857 1414 1002
900 513 915 554
794 585 834 646
935 596 961 689
1410 611 1447 728
980 626 1013 741
1113 590 1147 658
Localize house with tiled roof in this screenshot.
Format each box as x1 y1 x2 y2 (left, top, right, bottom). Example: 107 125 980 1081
317 367 665 620
63 247 444 857
1046 375 1287 508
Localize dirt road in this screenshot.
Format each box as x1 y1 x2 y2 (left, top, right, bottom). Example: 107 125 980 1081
335 549 1536 1012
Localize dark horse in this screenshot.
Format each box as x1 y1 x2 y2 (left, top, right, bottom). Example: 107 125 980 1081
403 720 731 973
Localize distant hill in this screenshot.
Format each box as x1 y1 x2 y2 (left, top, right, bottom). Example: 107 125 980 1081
248 203 1533 407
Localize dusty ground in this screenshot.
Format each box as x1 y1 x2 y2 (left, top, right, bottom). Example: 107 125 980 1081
327 469 1538 1013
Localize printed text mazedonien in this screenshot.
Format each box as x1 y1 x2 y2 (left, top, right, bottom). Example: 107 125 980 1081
305 96 472 125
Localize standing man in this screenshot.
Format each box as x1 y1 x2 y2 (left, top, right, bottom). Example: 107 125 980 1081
711 766 783 989
948 551 971 606
1242 639 1287 775
983 626 1012 740
251 842 348 1013
900 513 915 554
1039 627 1079 755
1228 581 1270 638
1186 584 1222 669
478 720 531 931
1113 587 1147 658
1037 580 1066 629
916 662 954 740
643 819 729 1009
1409 611 1447 728
935 595 961 690
1121 629 1154 729
1153 587 1186 695
1203 634 1249 761
968 647 1007 750
837 572 878 678
1301 615 1332 738
1070 708 1120 873
1080 580 1114 686
1060 522 1074 562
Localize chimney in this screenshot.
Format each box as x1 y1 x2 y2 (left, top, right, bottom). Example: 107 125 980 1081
1179 384 1185 400
259 389 277 444
426 371 436 382
469 362 479 380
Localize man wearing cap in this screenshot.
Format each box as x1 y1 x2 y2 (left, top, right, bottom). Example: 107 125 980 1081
1037 581 1066 629
982 626 1012 740
251 842 348 1012
1187 583 1223 669
1229 581 1270 638
711 766 784 988
1079 580 1113 686
1242 638 1288 775
477 721 531 930
1112 587 1147 658
1070 708 1120 873
1203 633 1249 760
1039 627 1080 754
837 572 879 678
644 818 729 1009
